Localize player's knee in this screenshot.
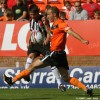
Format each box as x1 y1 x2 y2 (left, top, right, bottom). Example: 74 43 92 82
68 77 78 86
28 53 35 59
61 74 69 82
28 63 36 72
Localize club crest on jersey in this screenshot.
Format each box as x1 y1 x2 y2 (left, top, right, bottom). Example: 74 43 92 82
51 24 58 30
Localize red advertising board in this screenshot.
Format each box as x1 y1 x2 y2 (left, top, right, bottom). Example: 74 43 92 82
0 20 100 56
67 20 100 55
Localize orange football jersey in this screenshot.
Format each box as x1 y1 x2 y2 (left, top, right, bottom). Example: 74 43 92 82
50 19 70 51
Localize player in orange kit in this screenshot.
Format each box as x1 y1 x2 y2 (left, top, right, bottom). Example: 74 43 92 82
3 6 93 96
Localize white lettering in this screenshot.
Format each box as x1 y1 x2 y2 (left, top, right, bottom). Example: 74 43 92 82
18 23 30 51
94 72 100 83
83 72 93 83
1 24 17 50
70 68 83 81
39 72 47 84
32 72 40 84
4 67 100 87
46 72 55 84
5 69 14 77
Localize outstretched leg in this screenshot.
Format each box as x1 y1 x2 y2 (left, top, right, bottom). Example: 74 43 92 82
3 58 45 85
58 67 93 96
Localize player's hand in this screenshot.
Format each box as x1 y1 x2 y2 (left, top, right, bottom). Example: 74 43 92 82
81 40 89 45
27 42 31 48
42 16 49 26
43 39 49 45
27 43 29 48
27 43 30 48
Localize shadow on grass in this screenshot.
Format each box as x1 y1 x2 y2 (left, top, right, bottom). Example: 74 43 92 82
0 97 52 100
65 92 100 97
93 94 100 97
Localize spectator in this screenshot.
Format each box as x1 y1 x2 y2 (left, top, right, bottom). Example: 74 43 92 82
0 0 7 17
0 2 1 8
94 10 100 20
69 1 88 20
7 0 16 9
59 11 67 20
64 1 74 19
23 0 35 8
0 8 14 21
12 0 28 21
82 0 100 19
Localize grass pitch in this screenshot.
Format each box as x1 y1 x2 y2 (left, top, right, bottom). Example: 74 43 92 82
0 88 100 100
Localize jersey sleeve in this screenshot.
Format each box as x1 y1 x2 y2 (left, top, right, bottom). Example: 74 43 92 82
58 22 71 32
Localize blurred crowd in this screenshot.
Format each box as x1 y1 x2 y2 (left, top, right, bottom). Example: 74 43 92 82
0 0 100 21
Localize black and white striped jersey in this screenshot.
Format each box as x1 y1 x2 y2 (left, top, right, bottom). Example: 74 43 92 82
30 17 47 44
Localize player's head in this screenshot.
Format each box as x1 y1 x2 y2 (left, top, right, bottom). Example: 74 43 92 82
47 6 59 22
29 4 40 20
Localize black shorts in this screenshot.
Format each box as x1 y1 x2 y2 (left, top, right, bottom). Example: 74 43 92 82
27 42 50 56
41 51 69 70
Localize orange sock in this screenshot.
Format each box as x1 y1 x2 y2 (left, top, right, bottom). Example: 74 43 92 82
69 77 87 91
12 69 30 83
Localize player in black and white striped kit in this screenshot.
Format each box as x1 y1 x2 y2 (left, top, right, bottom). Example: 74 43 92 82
24 4 50 79
24 4 66 91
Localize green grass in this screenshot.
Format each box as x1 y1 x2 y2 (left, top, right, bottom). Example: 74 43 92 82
0 88 100 100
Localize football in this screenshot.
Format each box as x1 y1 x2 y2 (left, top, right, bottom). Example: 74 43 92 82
31 31 44 44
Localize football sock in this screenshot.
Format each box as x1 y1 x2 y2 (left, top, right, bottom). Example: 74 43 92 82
12 69 30 83
51 66 62 86
25 58 33 69
69 77 87 91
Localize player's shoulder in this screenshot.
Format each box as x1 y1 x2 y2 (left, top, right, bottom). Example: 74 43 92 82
56 19 64 24
58 20 67 29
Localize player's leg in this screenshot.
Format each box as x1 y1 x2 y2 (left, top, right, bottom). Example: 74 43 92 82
51 66 66 92
25 53 36 69
24 52 38 82
42 50 66 92
25 42 41 69
58 67 87 90
24 43 40 82
3 58 46 85
58 67 93 96
51 66 62 86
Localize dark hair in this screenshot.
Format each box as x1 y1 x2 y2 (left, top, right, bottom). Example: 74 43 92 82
50 6 59 17
45 5 51 10
0 0 7 4
60 11 66 17
23 0 35 5
60 11 67 20
94 10 100 15
64 1 71 6
29 4 39 13
5 8 14 18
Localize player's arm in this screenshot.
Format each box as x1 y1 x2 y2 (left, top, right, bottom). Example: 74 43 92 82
67 28 89 45
43 32 50 45
26 31 31 48
42 16 51 45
